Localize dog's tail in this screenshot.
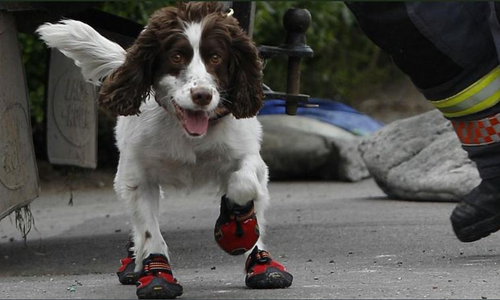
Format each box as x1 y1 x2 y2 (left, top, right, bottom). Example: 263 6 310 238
36 20 126 85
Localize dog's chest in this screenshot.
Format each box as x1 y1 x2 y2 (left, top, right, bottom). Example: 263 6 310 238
155 147 239 189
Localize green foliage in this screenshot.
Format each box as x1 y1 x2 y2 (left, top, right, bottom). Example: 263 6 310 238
100 1 175 24
19 32 46 126
99 1 402 103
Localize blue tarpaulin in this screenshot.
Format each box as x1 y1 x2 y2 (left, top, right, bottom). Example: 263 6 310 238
258 98 384 136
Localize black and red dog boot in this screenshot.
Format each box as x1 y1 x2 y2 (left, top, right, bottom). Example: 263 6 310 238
451 176 500 242
117 238 140 285
214 195 260 255
245 246 293 289
136 254 183 299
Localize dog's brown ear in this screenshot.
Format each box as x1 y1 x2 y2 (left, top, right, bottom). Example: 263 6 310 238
227 26 264 119
98 28 159 116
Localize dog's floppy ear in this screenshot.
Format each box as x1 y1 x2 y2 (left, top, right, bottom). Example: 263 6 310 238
98 27 159 116
227 26 264 119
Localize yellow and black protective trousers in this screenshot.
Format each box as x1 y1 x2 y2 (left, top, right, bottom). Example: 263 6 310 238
347 2 500 180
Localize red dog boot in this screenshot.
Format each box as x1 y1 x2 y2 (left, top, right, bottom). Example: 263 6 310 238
117 238 140 285
245 246 293 289
136 254 183 299
214 195 260 255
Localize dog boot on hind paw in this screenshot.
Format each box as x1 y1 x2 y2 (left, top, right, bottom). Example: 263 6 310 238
136 253 183 299
245 246 293 289
117 238 140 285
214 195 260 255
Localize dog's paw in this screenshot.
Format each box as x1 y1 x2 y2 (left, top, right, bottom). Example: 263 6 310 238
227 170 259 205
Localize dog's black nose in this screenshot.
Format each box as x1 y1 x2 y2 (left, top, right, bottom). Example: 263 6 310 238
191 87 212 106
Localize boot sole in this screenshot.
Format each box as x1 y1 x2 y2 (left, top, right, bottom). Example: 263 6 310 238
117 260 140 285
246 267 293 289
137 280 183 299
117 271 140 285
452 213 500 242
137 277 183 299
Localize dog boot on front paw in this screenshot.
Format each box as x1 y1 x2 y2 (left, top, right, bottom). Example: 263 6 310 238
245 246 293 289
117 238 140 285
136 254 183 299
214 195 260 255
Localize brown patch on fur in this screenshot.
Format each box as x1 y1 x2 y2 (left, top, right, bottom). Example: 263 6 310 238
98 5 181 116
199 4 264 118
98 2 263 118
226 32 264 119
145 231 152 239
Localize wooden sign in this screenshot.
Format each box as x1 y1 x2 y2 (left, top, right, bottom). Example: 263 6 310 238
0 12 40 220
46 48 98 169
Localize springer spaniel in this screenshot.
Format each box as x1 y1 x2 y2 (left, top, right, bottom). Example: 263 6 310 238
37 2 292 299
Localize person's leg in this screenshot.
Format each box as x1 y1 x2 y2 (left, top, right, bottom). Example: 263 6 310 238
346 2 500 242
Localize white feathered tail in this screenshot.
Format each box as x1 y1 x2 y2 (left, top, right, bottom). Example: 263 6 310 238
36 20 127 85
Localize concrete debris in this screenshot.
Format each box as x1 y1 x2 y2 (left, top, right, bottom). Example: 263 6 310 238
359 110 480 201
259 115 370 182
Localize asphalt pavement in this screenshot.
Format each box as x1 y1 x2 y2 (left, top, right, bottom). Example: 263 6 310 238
1 176 500 299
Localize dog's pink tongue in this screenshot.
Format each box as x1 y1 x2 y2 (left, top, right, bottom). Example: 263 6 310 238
185 110 209 135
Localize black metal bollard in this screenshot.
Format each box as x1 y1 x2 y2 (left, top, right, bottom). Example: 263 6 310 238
283 8 312 115
258 7 314 115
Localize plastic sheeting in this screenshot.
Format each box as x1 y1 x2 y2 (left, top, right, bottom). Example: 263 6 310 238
259 98 384 136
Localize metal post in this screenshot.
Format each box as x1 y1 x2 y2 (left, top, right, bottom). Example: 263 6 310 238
286 57 301 115
258 7 314 114
232 1 256 37
283 8 312 115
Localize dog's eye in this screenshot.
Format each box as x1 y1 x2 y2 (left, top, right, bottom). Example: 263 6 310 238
210 54 222 64
171 53 182 64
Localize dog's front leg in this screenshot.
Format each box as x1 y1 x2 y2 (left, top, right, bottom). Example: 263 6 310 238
226 154 270 209
215 154 270 255
227 154 270 231
115 171 183 298
115 178 169 270
218 154 293 289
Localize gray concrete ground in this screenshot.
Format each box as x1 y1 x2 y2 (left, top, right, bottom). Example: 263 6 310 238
1 174 500 299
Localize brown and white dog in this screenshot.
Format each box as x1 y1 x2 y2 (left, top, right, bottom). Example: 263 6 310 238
37 2 292 299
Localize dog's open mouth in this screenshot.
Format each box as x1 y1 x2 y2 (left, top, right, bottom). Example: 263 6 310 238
172 101 209 136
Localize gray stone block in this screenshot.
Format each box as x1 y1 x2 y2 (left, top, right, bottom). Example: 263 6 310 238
359 110 480 201
46 48 98 169
259 115 370 182
0 12 40 220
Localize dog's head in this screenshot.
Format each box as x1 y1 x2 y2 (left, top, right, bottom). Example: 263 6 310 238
98 2 264 137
